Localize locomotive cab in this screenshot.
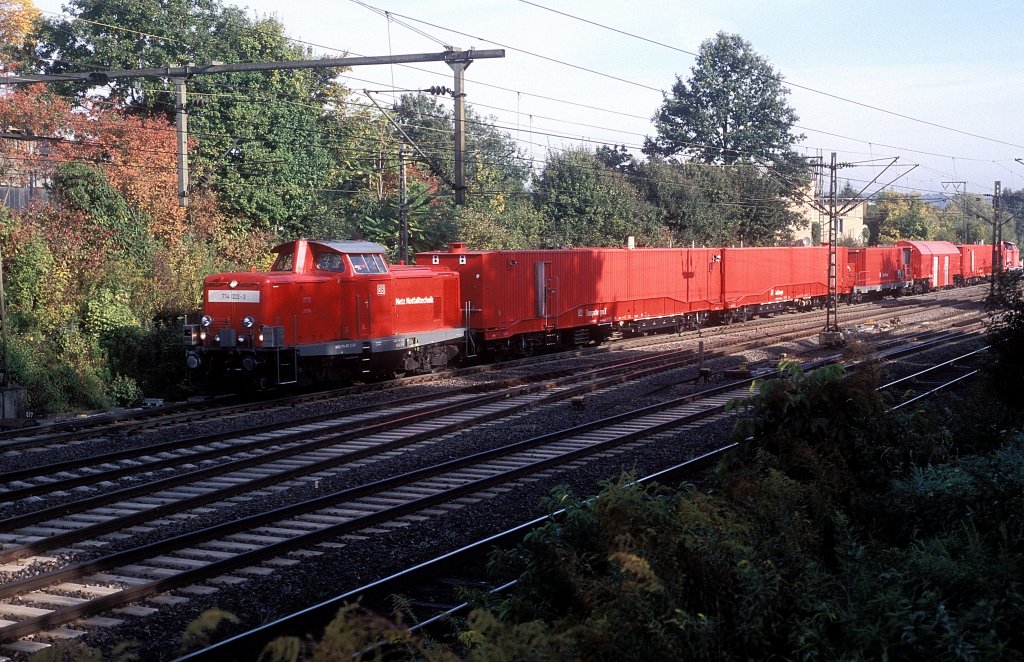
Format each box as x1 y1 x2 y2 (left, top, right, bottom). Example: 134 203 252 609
185 239 464 386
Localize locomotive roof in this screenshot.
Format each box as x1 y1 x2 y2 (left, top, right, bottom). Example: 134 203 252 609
273 239 389 255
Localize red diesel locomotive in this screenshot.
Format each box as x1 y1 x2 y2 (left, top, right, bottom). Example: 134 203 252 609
184 239 463 385
184 238 1020 386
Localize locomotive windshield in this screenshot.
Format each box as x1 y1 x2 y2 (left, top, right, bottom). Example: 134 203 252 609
271 252 294 271
314 251 346 272
349 253 388 274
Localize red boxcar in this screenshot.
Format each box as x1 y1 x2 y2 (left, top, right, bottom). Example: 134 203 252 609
897 240 959 291
844 246 908 297
956 244 995 285
418 243 723 351
185 239 463 384
719 247 836 318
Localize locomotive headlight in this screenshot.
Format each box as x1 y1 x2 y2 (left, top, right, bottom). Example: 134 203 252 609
199 330 207 341
243 316 256 329
200 315 214 328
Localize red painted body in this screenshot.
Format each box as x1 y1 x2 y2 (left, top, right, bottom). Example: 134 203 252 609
898 240 960 290
719 247 837 311
419 245 724 342
845 246 909 294
1000 241 1021 272
957 244 996 283
186 240 463 384
188 238 1015 385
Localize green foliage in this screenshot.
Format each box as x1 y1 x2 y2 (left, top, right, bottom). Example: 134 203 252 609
644 31 804 167
462 366 1023 660
871 190 939 243
2 230 58 327
265 356 1022 661
339 180 451 260
533 147 664 247
179 609 240 655
50 162 149 253
453 197 546 250
631 159 801 246
985 270 1024 407
7 328 109 413
728 360 884 448
260 603 455 662
38 0 358 238
477 475 828 659
998 187 1024 245
392 93 531 196
83 289 139 339
838 438 1024 659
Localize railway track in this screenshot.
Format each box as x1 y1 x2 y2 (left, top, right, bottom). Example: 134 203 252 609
880 346 988 410
0 286 981 456
1 298 982 524
175 334 993 661
0 297 991 657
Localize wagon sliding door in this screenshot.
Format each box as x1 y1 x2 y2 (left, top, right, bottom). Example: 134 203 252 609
535 261 552 326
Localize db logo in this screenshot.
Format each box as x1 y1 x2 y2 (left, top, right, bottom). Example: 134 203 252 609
376 284 386 296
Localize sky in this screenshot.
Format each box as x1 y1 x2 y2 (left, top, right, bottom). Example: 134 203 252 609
30 0 1024 199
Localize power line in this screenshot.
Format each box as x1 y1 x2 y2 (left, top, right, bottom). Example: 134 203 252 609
31 2 1016 191
515 0 1024 151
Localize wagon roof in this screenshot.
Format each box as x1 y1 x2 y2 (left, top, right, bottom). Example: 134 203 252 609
896 240 960 256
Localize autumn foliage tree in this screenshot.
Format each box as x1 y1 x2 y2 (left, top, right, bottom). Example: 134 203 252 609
0 79 279 411
0 0 40 65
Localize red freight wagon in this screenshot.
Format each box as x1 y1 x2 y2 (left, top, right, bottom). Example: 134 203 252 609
185 239 463 384
897 241 959 291
418 243 723 352
956 244 995 285
719 247 836 317
845 246 909 297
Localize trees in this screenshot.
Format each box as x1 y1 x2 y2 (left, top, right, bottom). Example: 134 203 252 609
391 93 531 195
533 147 663 248
640 32 808 245
0 0 39 65
36 0 357 238
870 191 938 243
630 159 800 246
644 32 804 167
997 187 1024 245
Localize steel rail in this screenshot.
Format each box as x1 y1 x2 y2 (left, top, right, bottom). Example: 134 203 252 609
0 338 774 562
174 444 739 661
0 375 766 641
175 331 993 660
0 323 984 647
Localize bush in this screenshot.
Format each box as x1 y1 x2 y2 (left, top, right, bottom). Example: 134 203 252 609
986 271 1024 407
8 328 111 414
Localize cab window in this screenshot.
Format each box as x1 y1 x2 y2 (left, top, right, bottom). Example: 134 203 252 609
314 251 346 272
349 253 387 274
271 252 294 271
